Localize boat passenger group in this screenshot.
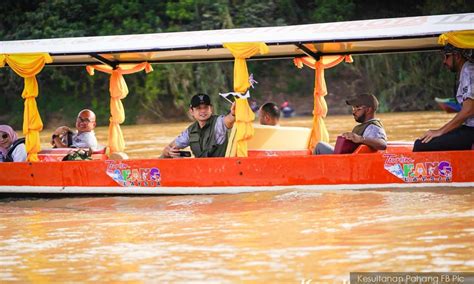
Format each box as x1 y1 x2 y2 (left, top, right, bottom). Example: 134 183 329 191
0 44 473 162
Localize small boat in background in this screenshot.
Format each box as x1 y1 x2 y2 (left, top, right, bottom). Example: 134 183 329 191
435 97 461 113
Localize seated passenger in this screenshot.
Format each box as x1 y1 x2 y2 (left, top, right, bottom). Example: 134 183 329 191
0 125 27 162
413 44 474 151
51 109 99 150
259 102 280 126
161 93 236 158
314 93 387 154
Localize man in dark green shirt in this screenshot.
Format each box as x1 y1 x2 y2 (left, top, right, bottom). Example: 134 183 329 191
161 94 236 158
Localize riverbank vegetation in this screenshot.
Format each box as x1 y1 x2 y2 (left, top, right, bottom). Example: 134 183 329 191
0 0 472 128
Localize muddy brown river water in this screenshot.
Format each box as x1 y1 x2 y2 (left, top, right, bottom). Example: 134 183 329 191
0 111 472 282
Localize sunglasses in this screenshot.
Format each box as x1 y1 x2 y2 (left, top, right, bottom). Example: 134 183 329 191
77 117 95 123
443 53 453 60
0 133 8 139
352 106 367 111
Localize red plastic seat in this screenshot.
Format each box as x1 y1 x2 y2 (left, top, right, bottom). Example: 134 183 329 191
333 136 360 154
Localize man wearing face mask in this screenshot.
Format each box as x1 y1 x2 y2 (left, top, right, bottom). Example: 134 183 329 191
51 109 99 150
313 93 387 155
161 93 236 158
413 44 474 151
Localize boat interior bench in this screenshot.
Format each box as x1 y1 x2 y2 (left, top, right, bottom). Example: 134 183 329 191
38 147 108 161
225 125 417 158
226 124 312 157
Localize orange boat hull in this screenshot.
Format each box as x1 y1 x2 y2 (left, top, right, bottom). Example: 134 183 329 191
1 149 473 193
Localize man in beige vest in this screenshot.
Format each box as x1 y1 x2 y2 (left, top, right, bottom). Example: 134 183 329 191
314 93 387 154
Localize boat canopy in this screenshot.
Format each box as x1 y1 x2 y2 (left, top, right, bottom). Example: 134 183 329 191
1 13 473 66
0 13 473 161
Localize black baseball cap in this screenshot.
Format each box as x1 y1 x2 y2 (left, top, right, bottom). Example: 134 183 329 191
346 93 379 110
190 94 212 108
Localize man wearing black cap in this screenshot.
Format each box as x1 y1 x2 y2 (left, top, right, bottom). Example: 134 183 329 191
413 44 474 151
314 93 387 154
161 93 236 158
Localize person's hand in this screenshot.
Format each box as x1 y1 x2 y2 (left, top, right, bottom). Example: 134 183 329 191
230 102 236 117
52 126 70 147
53 126 70 136
420 129 442 143
342 132 364 144
163 145 181 158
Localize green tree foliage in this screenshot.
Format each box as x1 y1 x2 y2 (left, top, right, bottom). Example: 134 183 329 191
352 53 454 112
312 0 355 22
339 0 473 112
0 0 472 128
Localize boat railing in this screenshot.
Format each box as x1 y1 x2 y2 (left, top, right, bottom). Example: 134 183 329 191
38 147 108 162
353 141 414 155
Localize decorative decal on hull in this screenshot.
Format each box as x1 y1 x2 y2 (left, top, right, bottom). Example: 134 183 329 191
106 160 161 187
383 154 452 183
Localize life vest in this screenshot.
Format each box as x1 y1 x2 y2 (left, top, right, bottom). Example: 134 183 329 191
188 115 228 158
352 119 384 136
4 137 25 162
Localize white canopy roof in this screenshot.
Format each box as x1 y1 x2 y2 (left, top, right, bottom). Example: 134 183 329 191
1 13 473 66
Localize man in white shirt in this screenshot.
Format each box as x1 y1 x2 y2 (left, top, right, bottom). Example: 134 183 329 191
413 44 474 151
52 109 99 150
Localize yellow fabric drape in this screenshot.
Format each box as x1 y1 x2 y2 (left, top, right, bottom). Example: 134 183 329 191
86 62 153 153
0 53 52 161
294 55 353 150
224 42 269 157
438 30 474 48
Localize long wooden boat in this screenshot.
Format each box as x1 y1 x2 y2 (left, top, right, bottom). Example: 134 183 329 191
1 13 473 194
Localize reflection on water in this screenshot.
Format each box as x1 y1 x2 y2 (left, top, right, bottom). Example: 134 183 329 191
2 111 472 282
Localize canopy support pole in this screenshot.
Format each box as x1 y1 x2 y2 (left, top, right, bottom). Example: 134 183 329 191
295 43 321 61
89 54 118 69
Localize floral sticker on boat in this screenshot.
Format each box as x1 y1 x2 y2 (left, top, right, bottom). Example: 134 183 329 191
106 160 161 187
383 154 452 183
